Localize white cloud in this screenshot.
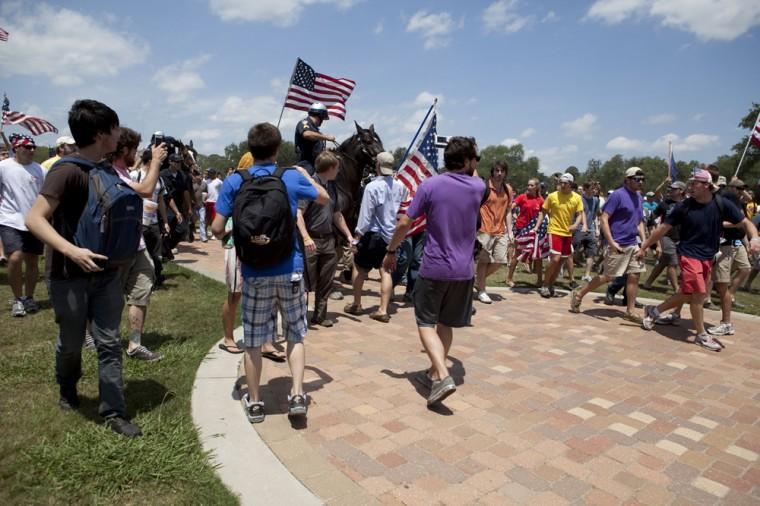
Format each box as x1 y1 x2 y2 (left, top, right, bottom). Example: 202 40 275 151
152 55 209 104
586 0 760 41
374 20 384 34
483 0 533 33
501 138 521 147
413 91 443 107
520 127 536 138
526 144 579 173
643 113 676 125
406 10 458 49
562 113 597 140
542 10 559 23
0 3 148 86
606 132 719 153
208 0 357 27
183 129 222 141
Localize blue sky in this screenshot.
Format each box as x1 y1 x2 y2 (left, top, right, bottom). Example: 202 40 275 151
1 0 759 173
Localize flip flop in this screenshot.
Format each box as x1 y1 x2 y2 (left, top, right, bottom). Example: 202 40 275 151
218 343 244 354
343 303 363 315
262 350 286 362
369 312 390 323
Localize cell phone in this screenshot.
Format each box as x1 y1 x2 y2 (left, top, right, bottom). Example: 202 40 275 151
153 134 164 147
93 257 108 269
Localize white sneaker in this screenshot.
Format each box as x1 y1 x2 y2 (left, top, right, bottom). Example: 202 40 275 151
655 313 680 325
707 322 734 336
477 291 493 304
582 275 593 283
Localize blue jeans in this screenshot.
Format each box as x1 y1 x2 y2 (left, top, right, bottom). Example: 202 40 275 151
51 271 126 419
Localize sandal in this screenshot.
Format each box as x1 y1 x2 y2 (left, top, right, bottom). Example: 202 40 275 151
218 343 244 354
343 303 363 315
369 311 390 323
262 350 286 362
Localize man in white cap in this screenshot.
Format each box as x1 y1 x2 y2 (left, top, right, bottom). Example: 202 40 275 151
41 135 77 172
571 167 647 321
638 169 760 351
533 172 586 297
344 151 408 323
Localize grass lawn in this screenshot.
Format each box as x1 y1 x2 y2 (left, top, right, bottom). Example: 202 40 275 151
486 257 760 317
0 262 237 505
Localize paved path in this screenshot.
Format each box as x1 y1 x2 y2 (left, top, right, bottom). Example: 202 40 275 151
181 239 760 505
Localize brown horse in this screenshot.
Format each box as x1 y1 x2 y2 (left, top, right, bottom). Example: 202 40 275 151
334 121 384 232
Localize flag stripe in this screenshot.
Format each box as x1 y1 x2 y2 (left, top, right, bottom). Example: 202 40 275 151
283 59 355 120
2 110 58 135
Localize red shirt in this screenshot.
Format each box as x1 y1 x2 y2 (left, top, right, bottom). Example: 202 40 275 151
513 193 544 230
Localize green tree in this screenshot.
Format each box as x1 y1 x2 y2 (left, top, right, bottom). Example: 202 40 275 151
476 143 542 192
728 102 760 184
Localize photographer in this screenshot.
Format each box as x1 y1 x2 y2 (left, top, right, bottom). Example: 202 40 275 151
159 153 191 259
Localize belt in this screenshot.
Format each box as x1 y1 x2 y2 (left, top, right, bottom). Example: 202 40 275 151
308 232 334 239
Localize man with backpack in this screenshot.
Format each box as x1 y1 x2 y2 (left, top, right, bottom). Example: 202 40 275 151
638 169 760 350
211 122 329 423
26 99 143 437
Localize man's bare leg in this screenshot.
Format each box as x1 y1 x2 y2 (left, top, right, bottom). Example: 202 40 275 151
287 341 305 396
624 273 640 315
418 325 449 381
244 346 263 402
351 266 367 309
377 269 393 315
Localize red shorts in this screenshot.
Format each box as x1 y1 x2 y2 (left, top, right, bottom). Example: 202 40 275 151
679 255 712 295
204 202 216 223
549 234 573 258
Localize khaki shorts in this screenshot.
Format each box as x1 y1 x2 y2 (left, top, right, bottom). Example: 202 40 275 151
712 243 751 283
603 244 645 278
477 232 509 264
225 247 243 294
120 248 155 306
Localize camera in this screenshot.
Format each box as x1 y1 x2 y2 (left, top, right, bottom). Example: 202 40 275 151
151 132 184 156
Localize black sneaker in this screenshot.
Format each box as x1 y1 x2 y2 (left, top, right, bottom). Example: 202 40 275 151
568 281 579 290
427 376 456 406
59 386 80 410
127 345 163 361
288 394 308 417
105 416 142 437
604 292 615 305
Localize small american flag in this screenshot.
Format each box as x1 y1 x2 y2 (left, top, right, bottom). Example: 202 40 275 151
2 110 58 136
515 214 549 263
668 147 677 181
0 27 8 42
396 112 438 236
284 58 355 120
752 113 760 149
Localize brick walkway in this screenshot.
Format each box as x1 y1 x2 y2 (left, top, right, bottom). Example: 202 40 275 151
178 240 760 505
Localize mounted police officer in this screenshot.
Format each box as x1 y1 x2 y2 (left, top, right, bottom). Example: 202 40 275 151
295 102 336 175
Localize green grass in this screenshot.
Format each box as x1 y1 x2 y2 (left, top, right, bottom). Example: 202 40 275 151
0 263 237 505
486 258 760 317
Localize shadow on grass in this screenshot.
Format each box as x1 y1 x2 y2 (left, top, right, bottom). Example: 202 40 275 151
76 378 172 424
380 356 465 415
140 331 193 350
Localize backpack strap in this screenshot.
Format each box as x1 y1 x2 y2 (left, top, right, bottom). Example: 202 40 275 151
51 156 99 172
480 179 491 207
237 168 252 183
273 166 295 178
714 193 725 216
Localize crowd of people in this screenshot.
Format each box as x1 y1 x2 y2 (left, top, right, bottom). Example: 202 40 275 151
1 98 760 437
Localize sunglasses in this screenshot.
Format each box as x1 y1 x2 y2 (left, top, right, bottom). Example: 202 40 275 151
16 144 36 150
631 177 645 182
475 155 481 162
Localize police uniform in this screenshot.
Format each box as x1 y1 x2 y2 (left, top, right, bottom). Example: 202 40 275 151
294 116 325 175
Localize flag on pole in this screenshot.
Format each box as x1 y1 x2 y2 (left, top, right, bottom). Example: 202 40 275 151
751 113 760 149
0 27 9 42
668 143 677 181
396 111 438 236
2 94 9 113
2 110 58 136
283 58 356 120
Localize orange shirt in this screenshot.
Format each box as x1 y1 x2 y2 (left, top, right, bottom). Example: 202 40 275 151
479 179 512 235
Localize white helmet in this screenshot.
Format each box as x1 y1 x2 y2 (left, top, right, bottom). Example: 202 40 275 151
308 102 329 120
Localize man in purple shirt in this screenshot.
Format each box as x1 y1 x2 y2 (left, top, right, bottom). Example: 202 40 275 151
382 137 484 406
571 167 647 321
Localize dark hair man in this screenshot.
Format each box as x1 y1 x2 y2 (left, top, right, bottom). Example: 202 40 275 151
296 151 353 327
638 169 760 351
0 133 45 316
294 102 336 175
211 122 329 423
573 182 601 283
26 99 142 437
159 153 190 259
382 136 484 406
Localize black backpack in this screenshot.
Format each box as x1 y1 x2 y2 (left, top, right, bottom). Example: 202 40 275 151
232 166 295 268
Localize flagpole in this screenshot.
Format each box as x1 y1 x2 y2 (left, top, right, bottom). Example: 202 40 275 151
397 98 437 170
276 58 300 130
667 140 672 179
734 108 760 179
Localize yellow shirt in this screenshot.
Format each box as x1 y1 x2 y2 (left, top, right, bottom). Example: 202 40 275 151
543 191 584 237
237 152 253 169
745 201 757 220
41 155 60 172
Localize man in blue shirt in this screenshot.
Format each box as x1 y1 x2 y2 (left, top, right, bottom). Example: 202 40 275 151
344 152 408 323
211 123 329 423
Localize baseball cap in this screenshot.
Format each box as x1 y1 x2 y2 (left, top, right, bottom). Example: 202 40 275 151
376 151 394 175
669 181 686 190
716 175 727 186
559 173 574 183
55 135 76 147
688 168 715 187
728 178 746 189
645 191 655 197
9 133 35 149
624 167 644 178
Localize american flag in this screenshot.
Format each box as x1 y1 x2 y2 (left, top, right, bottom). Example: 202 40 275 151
2 110 59 136
283 58 355 120
396 112 438 236
668 145 677 181
515 214 549 263
0 27 8 42
752 113 760 149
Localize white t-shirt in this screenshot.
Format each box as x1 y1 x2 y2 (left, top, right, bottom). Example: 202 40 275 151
0 157 45 231
130 168 166 226
206 178 222 203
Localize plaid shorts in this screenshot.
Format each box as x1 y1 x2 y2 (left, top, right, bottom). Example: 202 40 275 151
241 273 307 348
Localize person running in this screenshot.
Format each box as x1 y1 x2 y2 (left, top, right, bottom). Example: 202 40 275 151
26 99 142 436
638 169 760 351
573 182 601 283
344 152 408 323
382 136 484 406
570 167 647 321
475 161 513 303
534 173 586 297
0 134 45 316
507 178 547 286
211 122 328 423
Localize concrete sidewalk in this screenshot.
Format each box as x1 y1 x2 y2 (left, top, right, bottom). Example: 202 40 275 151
180 239 760 505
